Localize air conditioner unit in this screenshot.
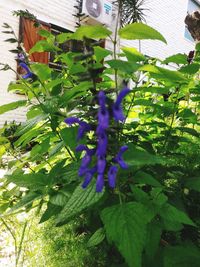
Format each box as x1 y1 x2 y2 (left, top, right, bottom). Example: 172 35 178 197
82 0 113 27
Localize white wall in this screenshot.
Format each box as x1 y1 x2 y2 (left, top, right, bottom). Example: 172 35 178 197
121 0 194 58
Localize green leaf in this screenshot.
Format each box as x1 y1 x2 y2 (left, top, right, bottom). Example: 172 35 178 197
106 60 140 73
56 181 104 226
56 32 72 43
101 202 155 267
164 244 200 267
87 228 105 248
60 127 77 152
139 65 186 82
7 192 41 213
175 127 199 137
29 40 59 53
119 23 167 44
184 177 200 192
162 53 188 65
179 63 200 74
30 63 52 81
6 172 52 190
72 25 111 40
39 202 62 223
159 204 195 226
133 171 162 187
15 114 48 136
37 29 54 39
122 47 146 62
8 83 28 93
50 193 69 206
94 46 112 62
124 144 164 167
145 220 162 260
0 100 27 115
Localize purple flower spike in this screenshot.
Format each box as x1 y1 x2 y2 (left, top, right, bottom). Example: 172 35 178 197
98 91 109 130
96 174 104 192
82 166 97 189
108 165 118 188
96 130 108 156
19 62 33 79
76 145 96 176
112 87 130 122
64 117 91 140
97 156 106 174
114 146 129 169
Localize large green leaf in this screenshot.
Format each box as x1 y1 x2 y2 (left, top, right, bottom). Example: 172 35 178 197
72 25 111 40
6 172 52 190
0 100 27 115
159 204 195 226
139 65 186 82
39 202 62 223
119 23 167 44
101 202 155 267
162 53 188 65
124 144 164 167
29 40 59 53
56 181 104 226
122 47 146 62
106 59 140 73
30 63 52 82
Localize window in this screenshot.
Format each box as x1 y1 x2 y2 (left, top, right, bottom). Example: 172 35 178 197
185 0 200 41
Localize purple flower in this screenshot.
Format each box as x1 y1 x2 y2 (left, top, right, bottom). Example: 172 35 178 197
76 145 95 176
112 87 130 122
19 62 33 79
96 129 108 156
97 156 106 174
98 91 109 130
114 146 128 169
64 117 92 140
108 165 118 188
82 165 97 189
17 53 25 62
96 174 104 192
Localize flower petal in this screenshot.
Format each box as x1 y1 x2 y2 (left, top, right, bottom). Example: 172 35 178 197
115 87 130 106
97 156 106 174
108 165 118 188
96 130 108 156
96 174 104 192
112 104 125 122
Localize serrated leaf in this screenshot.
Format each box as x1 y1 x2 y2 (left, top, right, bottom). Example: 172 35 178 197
87 228 105 248
0 100 27 115
101 202 155 267
119 23 167 44
56 181 104 226
159 204 195 226
94 46 112 62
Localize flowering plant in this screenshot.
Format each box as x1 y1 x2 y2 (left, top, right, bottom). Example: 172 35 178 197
0 12 200 267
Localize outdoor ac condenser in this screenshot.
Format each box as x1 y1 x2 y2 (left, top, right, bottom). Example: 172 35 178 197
82 0 113 27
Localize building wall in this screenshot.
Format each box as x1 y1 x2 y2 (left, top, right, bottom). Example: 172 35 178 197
0 0 196 125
